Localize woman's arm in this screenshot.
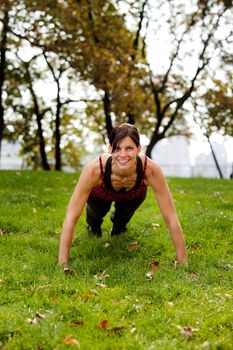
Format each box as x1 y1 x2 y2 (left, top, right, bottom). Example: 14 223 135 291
58 161 99 266
145 159 188 265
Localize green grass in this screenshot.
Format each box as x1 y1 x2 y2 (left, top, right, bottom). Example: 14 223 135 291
0 171 232 350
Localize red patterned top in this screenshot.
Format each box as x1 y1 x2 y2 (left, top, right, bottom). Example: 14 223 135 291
89 155 147 202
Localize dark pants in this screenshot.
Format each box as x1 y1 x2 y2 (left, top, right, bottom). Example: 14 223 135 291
86 194 147 230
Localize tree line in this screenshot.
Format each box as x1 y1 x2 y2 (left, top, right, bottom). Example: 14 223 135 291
0 0 232 176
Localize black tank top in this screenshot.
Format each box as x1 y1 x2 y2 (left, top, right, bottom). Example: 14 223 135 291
89 155 147 202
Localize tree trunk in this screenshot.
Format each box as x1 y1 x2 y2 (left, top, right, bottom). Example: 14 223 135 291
25 64 50 170
0 10 9 167
127 113 135 125
37 114 50 170
55 101 62 170
146 132 165 158
206 134 224 179
103 90 113 140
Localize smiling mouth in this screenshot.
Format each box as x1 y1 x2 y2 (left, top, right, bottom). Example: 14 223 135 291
118 159 128 165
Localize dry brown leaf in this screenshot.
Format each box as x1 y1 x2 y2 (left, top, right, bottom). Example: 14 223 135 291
39 275 49 281
98 320 109 329
64 267 75 276
191 245 201 251
63 335 80 347
150 261 160 272
90 289 99 295
35 313 45 320
26 318 37 325
146 271 153 280
215 293 231 300
104 242 111 248
0 229 6 236
188 271 199 278
108 326 125 333
70 320 84 328
201 341 211 348
152 223 160 228
52 292 57 302
131 325 137 334
94 271 110 280
26 313 45 325
80 293 92 302
127 242 140 252
177 325 199 338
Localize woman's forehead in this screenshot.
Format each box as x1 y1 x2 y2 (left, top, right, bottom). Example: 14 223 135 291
117 136 137 146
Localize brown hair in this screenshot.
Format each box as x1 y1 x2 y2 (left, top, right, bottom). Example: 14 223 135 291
109 123 140 152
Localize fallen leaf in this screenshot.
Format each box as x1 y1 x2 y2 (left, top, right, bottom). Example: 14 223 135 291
0 229 6 236
94 271 110 280
146 271 153 280
177 325 199 338
26 318 37 325
35 313 45 320
90 289 99 295
168 301 174 306
152 223 160 228
70 320 84 328
215 293 231 300
96 283 106 288
188 271 199 278
64 267 75 276
201 341 210 348
39 275 49 281
26 313 45 325
98 320 109 329
108 326 125 333
150 261 160 272
63 335 80 347
131 325 137 334
52 292 57 302
127 242 140 252
104 242 111 248
191 245 201 251
80 293 92 302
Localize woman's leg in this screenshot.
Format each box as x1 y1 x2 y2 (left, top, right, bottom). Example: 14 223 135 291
86 196 112 236
111 194 147 235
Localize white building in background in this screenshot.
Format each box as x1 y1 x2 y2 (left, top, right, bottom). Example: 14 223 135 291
151 136 192 177
1 136 232 178
151 135 232 179
193 142 232 178
0 140 22 170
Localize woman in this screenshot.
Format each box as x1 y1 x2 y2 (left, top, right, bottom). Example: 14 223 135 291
58 124 187 266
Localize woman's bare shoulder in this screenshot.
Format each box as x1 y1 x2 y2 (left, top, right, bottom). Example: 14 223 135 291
82 153 111 179
139 155 164 185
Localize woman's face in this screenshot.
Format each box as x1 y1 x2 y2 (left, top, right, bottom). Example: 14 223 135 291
110 136 141 171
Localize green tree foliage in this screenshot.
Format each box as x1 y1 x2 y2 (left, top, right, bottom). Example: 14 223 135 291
203 80 233 136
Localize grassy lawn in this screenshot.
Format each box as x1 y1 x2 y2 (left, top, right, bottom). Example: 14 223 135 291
0 170 232 350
